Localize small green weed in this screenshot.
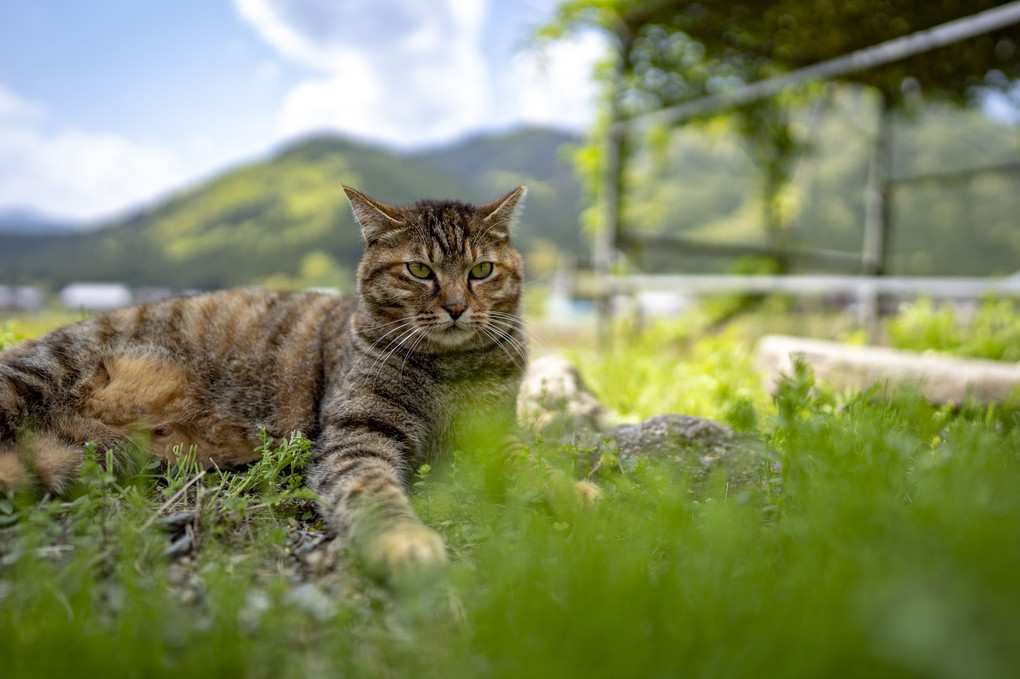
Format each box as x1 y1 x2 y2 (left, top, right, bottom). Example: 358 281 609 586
163 443 202 496
413 463 433 521
221 429 315 501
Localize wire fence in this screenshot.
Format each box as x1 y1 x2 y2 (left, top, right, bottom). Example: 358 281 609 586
594 2 1020 337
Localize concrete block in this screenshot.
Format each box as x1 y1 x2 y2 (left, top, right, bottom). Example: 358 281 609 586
756 335 1020 404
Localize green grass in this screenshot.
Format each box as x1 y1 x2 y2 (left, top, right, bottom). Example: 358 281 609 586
2 313 88 348
889 297 1020 361
2 308 1020 678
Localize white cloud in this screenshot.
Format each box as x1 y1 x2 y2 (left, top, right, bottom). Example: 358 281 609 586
510 31 607 130
0 83 44 123
0 4 609 220
233 0 607 147
234 0 492 147
0 84 190 221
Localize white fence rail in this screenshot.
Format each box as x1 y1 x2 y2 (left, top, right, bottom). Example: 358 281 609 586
610 275 1020 299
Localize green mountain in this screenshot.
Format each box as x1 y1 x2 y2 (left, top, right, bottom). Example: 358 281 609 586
0 208 78 235
413 127 584 254
3 103 1016 293
0 128 583 291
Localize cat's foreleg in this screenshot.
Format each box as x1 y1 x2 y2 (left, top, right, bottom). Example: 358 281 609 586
308 408 445 576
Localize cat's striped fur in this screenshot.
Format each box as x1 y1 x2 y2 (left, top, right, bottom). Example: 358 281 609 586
0 186 528 572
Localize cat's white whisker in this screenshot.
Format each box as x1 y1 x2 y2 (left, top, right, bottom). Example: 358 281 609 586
480 323 525 361
399 327 431 376
484 324 529 360
357 324 422 387
489 311 550 347
478 326 526 375
485 315 546 350
377 326 420 365
349 320 420 376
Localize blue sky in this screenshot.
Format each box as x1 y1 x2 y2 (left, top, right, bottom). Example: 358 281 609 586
0 1 605 222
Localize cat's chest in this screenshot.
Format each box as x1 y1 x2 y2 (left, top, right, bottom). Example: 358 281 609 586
424 367 520 460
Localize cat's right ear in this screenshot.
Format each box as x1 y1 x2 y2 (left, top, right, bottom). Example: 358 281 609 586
343 186 405 244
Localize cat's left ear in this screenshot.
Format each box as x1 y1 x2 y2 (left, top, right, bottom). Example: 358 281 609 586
479 186 527 241
343 186 405 244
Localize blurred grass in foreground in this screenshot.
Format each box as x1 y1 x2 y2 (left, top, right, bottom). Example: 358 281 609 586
2 301 1020 678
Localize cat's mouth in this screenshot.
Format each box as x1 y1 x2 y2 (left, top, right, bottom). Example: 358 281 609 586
429 322 473 346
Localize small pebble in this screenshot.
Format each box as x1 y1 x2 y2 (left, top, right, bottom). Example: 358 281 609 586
158 511 197 533
164 533 193 559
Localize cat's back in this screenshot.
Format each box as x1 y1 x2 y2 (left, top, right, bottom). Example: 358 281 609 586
105 288 357 423
0 289 359 472
3 288 357 370
98 289 357 442
82 289 353 379
101 288 355 361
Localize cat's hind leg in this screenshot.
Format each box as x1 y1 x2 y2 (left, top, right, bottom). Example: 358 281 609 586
0 448 29 492
0 433 84 495
0 329 121 495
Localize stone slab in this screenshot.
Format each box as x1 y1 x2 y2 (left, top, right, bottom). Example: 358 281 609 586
756 335 1020 404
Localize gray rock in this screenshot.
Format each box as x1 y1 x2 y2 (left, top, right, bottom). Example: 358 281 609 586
163 533 193 559
158 510 197 533
605 413 758 487
286 583 336 622
607 413 737 461
519 355 760 488
518 354 607 438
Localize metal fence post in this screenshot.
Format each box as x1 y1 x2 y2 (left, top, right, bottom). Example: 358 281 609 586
595 36 629 348
861 93 893 338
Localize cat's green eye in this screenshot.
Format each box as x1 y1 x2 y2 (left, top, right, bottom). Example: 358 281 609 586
407 262 433 279
469 262 493 280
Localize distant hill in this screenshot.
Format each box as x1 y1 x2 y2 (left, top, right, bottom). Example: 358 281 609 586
0 208 78 235
0 128 585 290
414 127 579 189
413 127 584 253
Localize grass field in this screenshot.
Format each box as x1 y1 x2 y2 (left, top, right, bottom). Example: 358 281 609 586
2 301 1019 678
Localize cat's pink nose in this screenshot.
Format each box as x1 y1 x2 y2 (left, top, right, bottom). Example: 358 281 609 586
443 301 466 320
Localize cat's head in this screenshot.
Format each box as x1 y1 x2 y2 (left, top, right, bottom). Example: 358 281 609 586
345 186 526 353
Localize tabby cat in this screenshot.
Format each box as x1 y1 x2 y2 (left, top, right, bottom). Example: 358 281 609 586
0 186 528 574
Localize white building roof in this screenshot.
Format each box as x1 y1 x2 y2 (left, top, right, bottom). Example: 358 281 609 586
60 283 132 310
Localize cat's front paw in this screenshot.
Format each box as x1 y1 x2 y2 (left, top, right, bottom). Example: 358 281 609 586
362 520 447 578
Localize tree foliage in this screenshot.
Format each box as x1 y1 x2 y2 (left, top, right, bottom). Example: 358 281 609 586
541 0 1020 271
547 0 1020 112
